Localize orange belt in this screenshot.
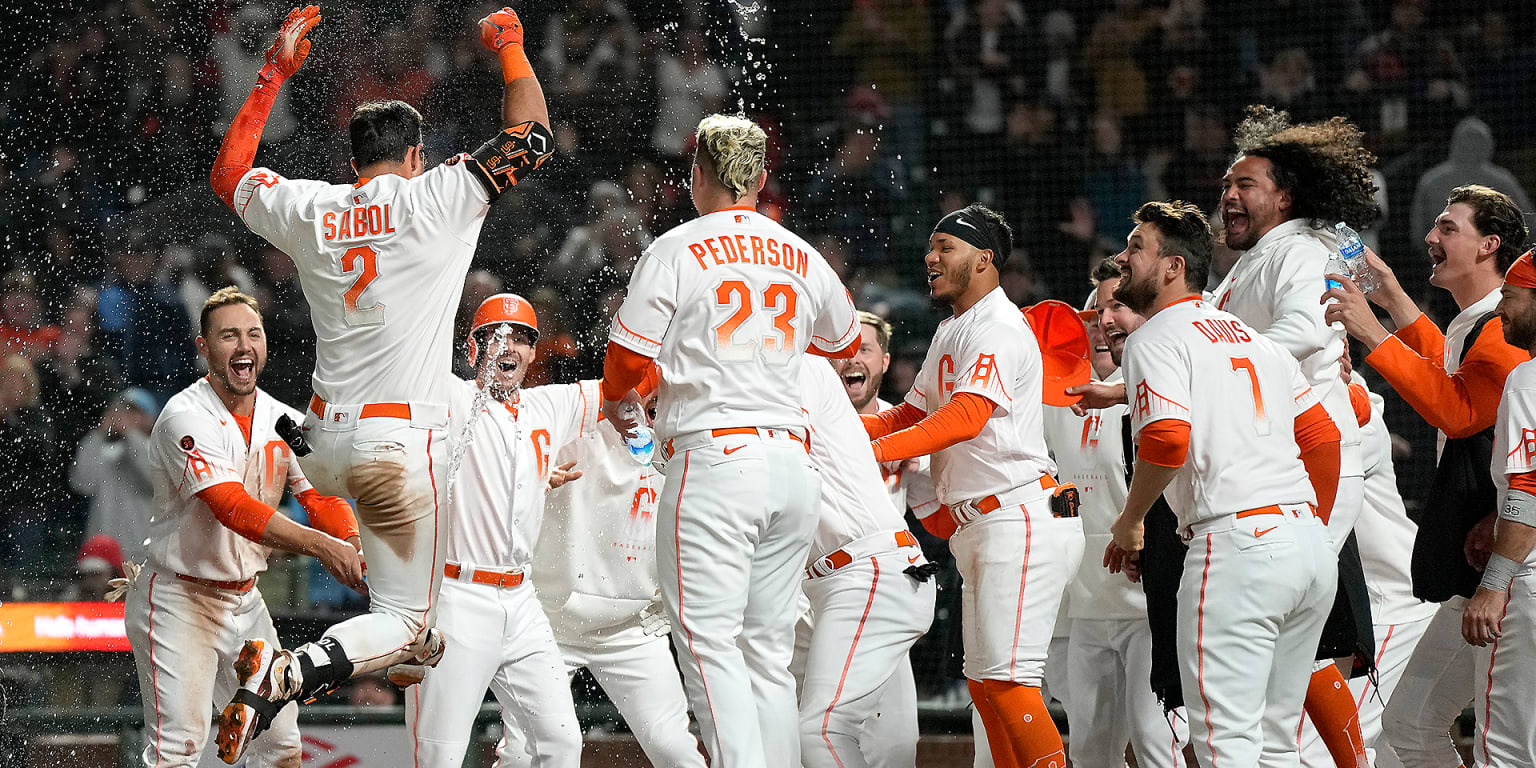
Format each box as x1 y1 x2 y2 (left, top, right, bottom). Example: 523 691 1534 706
810 530 920 577
176 573 256 592
309 394 412 421
974 475 1062 514
444 562 525 589
1234 503 1318 520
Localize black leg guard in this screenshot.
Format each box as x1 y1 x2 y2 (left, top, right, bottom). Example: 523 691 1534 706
297 636 354 702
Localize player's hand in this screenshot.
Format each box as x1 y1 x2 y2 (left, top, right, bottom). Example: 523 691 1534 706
1120 550 1143 583
1359 247 1407 307
1066 380 1127 417
547 460 583 491
263 6 322 83
316 533 367 596
1105 513 1144 574
1462 587 1507 646
478 7 525 51
603 390 643 440
1321 274 1391 349
347 535 366 575
1465 513 1497 571
640 593 670 637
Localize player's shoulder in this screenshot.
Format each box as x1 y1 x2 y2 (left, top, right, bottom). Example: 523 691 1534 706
155 380 217 424
1505 357 1536 389
958 288 1028 334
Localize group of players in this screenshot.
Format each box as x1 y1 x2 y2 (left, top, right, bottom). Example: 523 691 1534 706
107 5 1536 768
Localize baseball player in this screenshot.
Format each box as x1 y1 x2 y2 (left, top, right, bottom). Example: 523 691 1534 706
1104 201 1343 768
1299 370 1437 768
502 383 706 768
1463 251 1536 766
398 294 600 768
1042 261 1189 768
597 113 860 768
797 359 937 768
864 204 1083 768
117 287 364 768
207 7 553 761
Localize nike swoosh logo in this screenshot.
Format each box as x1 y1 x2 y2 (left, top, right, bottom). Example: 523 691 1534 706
1255 526 1278 538
723 445 745 455
907 554 921 564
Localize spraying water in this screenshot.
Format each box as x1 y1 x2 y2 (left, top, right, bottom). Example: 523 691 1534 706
443 323 513 511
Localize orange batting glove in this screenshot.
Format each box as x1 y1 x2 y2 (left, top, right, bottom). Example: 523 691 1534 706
479 6 525 51
260 5 322 85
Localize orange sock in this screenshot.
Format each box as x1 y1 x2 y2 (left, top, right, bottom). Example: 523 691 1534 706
1304 665 1367 768
980 679 1066 768
969 679 1020 768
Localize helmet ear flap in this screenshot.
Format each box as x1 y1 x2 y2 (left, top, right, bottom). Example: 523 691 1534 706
467 337 479 368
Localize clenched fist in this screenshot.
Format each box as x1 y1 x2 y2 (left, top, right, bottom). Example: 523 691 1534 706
479 7 525 51
263 5 322 84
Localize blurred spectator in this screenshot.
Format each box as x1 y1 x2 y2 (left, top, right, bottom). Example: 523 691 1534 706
1257 48 1332 124
69 387 158 564
35 286 122 449
347 675 401 707
1032 197 1110 302
945 0 1030 140
1162 108 1228 210
650 26 729 163
549 181 651 293
1035 11 1090 124
802 121 903 269
96 234 199 401
1344 0 1468 146
832 0 932 168
212 5 298 143
1459 10 1536 147
62 534 125 602
254 243 315 407
542 0 646 169
1 272 61 362
337 26 439 128
997 99 1084 242
1081 113 1147 243
174 233 258 331
0 354 70 578
1410 117 1535 241
1084 0 1162 118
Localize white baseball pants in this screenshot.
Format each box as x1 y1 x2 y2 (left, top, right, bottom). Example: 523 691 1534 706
405 578 581 768
798 547 936 768
1299 615 1432 768
124 566 300 768
657 432 821 768
1179 507 1336 768
1471 570 1536 767
300 401 451 675
950 497 1084 684
1067 617 1190 768
1382 598 1473 768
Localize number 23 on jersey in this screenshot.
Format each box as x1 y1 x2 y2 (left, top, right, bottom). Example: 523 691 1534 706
713 279 800 364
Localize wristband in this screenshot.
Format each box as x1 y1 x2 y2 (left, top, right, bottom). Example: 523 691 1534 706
256 62 286 88
497 44 535 83
1481 552 1521 593
1502 488 1536 524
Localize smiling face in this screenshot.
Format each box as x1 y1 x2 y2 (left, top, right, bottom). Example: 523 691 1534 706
1112 222 1171 315
1094 275 1145 368
476 323 537 400
833 322 890 410
1498 283 1536 351
1426 202 1496 291
925 232 985 305
1220 154 1292 251
199 303 266 399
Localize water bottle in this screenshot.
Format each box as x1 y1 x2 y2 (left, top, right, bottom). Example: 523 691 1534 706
620 404 655 465
1333 222 1381 293
1325 254 1349 292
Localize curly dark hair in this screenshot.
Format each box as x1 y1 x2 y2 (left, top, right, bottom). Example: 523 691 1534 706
1232 105 1380 230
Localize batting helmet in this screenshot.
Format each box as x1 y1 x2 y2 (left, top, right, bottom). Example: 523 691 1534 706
467 293 539 366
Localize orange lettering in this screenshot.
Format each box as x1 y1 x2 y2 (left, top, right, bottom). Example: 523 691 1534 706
323 212 337 240
383 204 395 233
690 242 710 270
750 236 765 264
940 354 956 397
766 239 781 267
795 247 808 276
532 429 552 476
735 235 749 264
367 205 382 234
705 238 724 266
338 209 353 238
353 207 367 236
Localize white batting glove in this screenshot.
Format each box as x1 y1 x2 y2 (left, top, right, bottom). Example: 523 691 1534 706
105 561 142 603
640 598 670 637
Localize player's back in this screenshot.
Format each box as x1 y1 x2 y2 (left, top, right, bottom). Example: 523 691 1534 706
1125 298 1317 527
800 361 903 558
233 161 490 405
612 208 858 441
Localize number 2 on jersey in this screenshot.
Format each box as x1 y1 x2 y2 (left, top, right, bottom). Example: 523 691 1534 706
1229 356 1270 435
341 245 384 326
713 279 799 364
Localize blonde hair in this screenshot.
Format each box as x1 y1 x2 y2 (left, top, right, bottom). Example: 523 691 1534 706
199 286 261 337
694 114 767 201
1 354 39 408
856 310 892 354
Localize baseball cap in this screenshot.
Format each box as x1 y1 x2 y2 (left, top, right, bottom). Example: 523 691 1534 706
1023 300 1091 407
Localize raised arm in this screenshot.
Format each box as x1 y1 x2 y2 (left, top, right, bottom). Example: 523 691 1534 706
209 6 320 209
479 7 550 132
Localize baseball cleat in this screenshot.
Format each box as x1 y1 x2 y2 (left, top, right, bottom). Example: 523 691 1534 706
215 640 301 764
385 628 446 687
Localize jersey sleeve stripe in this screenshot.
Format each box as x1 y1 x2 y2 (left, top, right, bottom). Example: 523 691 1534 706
611 316 664 353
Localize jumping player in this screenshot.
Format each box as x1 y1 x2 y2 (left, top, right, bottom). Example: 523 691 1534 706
206 7 554 762
597 113 860 768
118 287 363 768
1104 201 1343 767
864 204 1083 768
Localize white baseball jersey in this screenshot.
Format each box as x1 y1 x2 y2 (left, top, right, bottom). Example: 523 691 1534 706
1041 371 1145 620
905 287 1055 504
875 398 939 518
535 421 664 632
1122 297 1320 529
1493 358 1536 565
1211 218 1362 475
445 378 601 570
609 207 859 441
1355 378 1438 624
146 378 313 582
802 362 908 560
232 160 489 406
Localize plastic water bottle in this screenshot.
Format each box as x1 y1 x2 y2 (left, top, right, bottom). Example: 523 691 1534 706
620 404 655 465
1325 254 1350 292
1334 222 1381 293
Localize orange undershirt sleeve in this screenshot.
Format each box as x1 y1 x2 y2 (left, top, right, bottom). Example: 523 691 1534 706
1364 314 1527 439
1347 382 1371 428
296 489 359 541
1136 419 1191 468
1508 471 1536 496
862 402 925 440
871 393 996 463
1293 403 1343 523
600 341 656 402
209 79 280 210
195 482 275 544
918 508 959 540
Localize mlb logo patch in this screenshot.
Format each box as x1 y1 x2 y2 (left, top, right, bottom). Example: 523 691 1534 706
735 215 745 223
352 191 369 206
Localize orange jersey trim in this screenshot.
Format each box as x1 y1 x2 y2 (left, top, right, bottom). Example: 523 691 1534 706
1136 419 1190 468
1347 382 1371 427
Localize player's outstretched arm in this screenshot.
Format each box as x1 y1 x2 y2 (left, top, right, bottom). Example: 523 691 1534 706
210 5 321 209
479 7 550 132
194 482 365 593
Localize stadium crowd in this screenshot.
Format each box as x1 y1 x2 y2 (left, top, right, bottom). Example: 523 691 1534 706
2 0 1534 712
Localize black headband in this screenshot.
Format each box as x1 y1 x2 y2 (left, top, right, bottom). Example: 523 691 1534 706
932 209 998 256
